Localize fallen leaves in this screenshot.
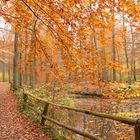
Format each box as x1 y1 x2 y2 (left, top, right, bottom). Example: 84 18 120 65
0 83 51 140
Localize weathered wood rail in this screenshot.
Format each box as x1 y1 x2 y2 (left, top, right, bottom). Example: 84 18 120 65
21 89 140 140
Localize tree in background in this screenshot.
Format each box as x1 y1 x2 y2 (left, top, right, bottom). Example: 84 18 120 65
0 0 140 91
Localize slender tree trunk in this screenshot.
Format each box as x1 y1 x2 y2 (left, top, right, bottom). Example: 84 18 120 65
112 0 116 82
2 53 5 82
8 61 11 83
13 32 19 90
124 46 130 82
116 47 122 82
17 36 22 87
24 30 28 86
19 52 22 87
99 7 108 82
123 11 130 83
80 40 84 82
29 9 38 88
130 24 136 82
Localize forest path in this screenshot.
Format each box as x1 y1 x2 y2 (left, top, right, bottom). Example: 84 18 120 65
0 82 51 140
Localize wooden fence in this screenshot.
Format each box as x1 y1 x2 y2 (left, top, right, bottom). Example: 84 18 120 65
21 90 140 140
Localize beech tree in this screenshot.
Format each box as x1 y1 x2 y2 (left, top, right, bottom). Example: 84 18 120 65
0 0 139 89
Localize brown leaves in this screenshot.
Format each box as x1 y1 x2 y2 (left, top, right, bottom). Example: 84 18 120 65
0 83 52 140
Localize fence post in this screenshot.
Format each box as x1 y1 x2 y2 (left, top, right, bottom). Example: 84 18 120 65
135 119 140 140
41 103 49 126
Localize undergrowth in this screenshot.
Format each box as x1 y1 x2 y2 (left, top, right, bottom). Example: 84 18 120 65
15 84 75 140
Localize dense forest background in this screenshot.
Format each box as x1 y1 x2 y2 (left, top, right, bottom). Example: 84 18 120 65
0 0 140 87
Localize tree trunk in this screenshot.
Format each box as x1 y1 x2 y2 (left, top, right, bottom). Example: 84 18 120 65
24 30 28 86
19 52 22 87
112 0 116 82
123 13 130 83
2 53 5 82
13 32 19 90
130 24 136 82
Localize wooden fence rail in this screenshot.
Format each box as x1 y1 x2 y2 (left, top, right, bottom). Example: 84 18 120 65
21 90 140 140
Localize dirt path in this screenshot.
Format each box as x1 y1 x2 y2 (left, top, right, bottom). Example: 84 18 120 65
0 83 51 140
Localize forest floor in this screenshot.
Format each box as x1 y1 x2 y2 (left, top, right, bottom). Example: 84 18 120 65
0 82 51 140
